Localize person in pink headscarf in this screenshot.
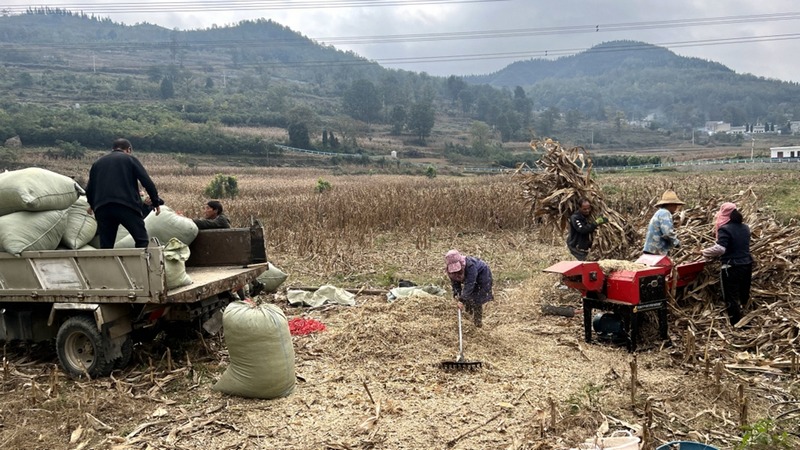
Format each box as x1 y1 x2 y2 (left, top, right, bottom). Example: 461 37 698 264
701 203 753 325
715 202 737 238
444 249 494 327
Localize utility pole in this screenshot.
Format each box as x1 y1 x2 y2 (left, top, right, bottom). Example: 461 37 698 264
751 138 755 160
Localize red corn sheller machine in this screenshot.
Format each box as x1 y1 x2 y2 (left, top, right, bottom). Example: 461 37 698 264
544 255 705 351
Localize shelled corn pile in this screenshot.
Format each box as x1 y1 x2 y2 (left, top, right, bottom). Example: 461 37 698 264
520 139 800 367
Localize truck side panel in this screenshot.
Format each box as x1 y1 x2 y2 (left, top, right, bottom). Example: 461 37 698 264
0 247 165 303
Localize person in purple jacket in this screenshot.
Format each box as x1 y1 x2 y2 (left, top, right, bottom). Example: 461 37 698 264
445 249 494 328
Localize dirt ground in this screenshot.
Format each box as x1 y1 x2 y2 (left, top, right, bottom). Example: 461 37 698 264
0 236 783 450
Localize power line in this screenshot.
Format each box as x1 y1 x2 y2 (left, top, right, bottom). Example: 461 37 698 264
315 12 800 45
1 0 507 13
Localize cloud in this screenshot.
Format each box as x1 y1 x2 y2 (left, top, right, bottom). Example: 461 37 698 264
19 0 800 82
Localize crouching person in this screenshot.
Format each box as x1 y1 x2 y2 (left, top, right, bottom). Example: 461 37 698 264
444 249 494 328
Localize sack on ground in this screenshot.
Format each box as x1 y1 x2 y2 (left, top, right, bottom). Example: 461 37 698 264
0 167 81 216
213 302 295 399
163 237 192 289
256 263 288 292
0 209 69 255
116 205 199 248
61 196 97 249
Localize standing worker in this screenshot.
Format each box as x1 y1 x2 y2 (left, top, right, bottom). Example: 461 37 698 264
643 190 684 256
444 249 494 328
193 200 231 230
86 138 161 248
701 203 753 325
567 198 607 260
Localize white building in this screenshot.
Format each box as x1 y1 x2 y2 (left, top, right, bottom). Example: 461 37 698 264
770 146 800 158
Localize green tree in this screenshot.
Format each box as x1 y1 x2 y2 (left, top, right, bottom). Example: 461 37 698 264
389 105 406 135
343 79 382 124
537 107 559 136
408 101 435 143
115 77 134 92
513 86 533 125
446 76 467 104
159 77 174 99
470 121 492 157
288 122 310 149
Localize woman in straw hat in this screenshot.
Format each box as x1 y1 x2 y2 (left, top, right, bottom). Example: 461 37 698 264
642 190 685 255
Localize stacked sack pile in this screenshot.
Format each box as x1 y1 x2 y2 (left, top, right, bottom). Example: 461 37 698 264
0 168 92 254
0 167 198 289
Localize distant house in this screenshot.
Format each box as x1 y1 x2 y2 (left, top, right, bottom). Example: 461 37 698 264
728 126 746 134
770 146 800 158
705 121 730 134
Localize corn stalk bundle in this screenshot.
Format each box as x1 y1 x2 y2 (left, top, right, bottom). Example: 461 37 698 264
517 139 639 259
665 189 800 361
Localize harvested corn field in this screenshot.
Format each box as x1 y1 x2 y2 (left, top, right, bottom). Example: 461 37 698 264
1 151 800 449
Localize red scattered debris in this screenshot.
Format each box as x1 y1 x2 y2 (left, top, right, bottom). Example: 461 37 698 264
288 317 326 336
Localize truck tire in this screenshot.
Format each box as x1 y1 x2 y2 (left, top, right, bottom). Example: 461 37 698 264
56 316 114 379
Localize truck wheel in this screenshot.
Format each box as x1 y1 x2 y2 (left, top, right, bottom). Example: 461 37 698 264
56 316 114 379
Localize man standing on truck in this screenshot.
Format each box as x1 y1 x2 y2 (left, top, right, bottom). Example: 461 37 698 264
193 200 231 229
86 138 162 248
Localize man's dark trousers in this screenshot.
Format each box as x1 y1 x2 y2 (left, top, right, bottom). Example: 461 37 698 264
95 203 149 248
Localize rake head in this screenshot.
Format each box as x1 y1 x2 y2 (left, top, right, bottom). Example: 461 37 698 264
440 359 482 371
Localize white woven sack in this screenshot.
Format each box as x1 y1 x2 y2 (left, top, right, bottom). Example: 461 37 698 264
213 302 296 399
0 209 69 255
61 197 97 249
163 237 192 289
0 167 80 216
256 263 288 292
115 206 199 248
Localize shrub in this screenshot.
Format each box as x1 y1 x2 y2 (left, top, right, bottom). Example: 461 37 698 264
204 174 239 198
737 418 793 449
425 165 437 178
315 178 332 193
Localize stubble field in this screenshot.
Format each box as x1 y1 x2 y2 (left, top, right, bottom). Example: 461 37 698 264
1 151 799 450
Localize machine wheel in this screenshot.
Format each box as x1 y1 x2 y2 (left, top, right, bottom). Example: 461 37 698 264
56 316 114 379
113 336 134 370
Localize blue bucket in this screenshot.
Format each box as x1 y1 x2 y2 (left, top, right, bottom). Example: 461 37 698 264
656 442 719 450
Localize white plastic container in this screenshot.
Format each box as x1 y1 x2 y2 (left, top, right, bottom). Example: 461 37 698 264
576 431 641 450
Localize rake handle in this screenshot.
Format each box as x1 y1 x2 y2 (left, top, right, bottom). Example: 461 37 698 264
457 307 465 362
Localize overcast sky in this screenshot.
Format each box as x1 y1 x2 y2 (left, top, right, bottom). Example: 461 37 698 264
9 0 800 82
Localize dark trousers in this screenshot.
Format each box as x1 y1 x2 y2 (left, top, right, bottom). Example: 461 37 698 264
720 263 752 324
95 204 148 249
464 301 483 327
568 246 588 261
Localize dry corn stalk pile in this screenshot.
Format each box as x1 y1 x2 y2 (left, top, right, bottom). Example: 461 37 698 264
521 139 800 371
519 139 640 260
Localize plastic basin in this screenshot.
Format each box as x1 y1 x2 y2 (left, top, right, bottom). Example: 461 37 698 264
656 441 719 450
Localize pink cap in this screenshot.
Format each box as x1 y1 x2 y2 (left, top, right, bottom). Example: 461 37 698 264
445 249 466 273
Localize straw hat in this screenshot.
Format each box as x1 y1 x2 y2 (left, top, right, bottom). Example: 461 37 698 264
655 190 685 206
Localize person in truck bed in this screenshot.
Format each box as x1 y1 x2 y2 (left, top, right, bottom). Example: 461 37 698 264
193 200 230 230
445 249 494 328
86 138 162 248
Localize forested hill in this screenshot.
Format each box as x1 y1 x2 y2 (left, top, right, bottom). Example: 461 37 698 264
463 41 800 127
3 10 800 161
466 41 736 87
0 9 388 82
